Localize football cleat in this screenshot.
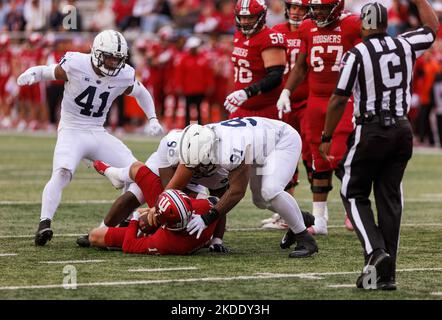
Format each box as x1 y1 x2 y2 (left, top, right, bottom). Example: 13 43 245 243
93 160 124 189
307 216 328 235
356 249 396 290
76 234 90 248
344 214 354 231
280 228 296 249
209 243 231 254
35 219 53 246
261 213 281 226
262 220 288 230
289 230 318 258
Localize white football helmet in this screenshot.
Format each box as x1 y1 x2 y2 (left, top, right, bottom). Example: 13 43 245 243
91 30 128 77
179 124 217 168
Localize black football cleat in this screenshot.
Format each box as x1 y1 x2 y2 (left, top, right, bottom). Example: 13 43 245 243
356 249 396 290
280 228 296 249
76 234 90 248
289 230 318 258
209 243 231 253
280 212 315 249
35 219 53 246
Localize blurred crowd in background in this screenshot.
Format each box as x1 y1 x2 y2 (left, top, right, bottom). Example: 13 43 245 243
0 0 442 146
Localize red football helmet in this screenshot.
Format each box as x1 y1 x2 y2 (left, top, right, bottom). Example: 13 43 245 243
308 0 344 28
234 0 267 36
155 189 193 231
285 0 310 27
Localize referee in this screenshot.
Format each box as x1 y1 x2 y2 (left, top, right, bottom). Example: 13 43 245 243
319 0 439 290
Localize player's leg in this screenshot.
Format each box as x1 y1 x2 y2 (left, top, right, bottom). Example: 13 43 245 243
305 97 332 235
89 226 127 250
37 129 90 245
253 127 318 257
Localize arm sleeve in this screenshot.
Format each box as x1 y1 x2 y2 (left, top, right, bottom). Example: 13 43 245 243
334 49 359 97
128 80 158 120
399 26 436 58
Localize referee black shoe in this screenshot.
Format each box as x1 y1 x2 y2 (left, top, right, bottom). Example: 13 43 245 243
289 230 318 258
280 211 315 249
35 219 53 246
356 249 396 290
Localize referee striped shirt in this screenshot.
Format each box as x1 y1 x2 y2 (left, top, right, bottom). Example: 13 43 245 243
335 26 436 117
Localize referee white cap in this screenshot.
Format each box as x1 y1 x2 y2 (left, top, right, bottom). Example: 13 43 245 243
360 2 388 30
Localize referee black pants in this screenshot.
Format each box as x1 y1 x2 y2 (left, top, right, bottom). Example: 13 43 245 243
338 121 413 274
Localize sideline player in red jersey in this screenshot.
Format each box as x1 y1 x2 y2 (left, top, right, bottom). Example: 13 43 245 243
88 189 220 255
224 0 287 119
260 0 312 230
278 0 361 235
0 35 14 129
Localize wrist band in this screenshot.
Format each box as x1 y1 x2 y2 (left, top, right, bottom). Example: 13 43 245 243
201 208 220 226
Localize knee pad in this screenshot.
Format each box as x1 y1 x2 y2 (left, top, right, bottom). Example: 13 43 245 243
311 185 333 194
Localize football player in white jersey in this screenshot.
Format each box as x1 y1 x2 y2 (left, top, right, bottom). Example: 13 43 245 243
16 30 163 246
79 129 232 252
166 117 318 258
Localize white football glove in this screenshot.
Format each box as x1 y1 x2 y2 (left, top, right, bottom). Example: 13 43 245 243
186 214 207 239
146 118 164 136
224 90 248 114
131 211 140 221
17 66 43 86
277 89 292 120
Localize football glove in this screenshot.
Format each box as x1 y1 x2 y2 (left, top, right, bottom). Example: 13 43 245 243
224 90 248 114
146 118 164 136
17 67 42 86
186 214 207 239
209 243 230 253
277 89 292 120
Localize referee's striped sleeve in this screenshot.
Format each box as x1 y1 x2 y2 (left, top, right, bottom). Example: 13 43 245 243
399 26 436 58
334 50 359 97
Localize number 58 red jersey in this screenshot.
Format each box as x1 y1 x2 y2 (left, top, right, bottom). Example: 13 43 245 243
299 14 361 98
231 26 287 110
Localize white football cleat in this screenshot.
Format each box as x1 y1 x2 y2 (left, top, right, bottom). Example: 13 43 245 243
307 216 328 235
93 160 124 189
261 219 288 230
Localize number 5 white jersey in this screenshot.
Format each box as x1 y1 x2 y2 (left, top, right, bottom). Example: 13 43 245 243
58 51 135 130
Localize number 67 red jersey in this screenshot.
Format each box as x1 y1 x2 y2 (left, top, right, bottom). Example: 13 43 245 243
299 13 361 98
231 26 287 110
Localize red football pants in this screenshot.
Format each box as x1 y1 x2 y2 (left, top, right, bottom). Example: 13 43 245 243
305 96 354 172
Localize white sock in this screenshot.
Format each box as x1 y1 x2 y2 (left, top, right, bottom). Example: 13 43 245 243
312 201 328 220
40 169 72 221
106 166 133 183
270 192 306 234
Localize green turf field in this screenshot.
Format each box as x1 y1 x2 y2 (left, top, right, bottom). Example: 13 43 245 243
0 132 441 300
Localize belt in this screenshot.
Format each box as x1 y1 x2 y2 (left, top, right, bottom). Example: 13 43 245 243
355 113 408 125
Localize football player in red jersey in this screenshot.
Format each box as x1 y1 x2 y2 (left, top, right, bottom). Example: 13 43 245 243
278 0 361 235
0 35 14 129
260 0 312 230
224 0 287 119
88 189 220 255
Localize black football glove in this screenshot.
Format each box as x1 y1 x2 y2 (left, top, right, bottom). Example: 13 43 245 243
209 243 231 254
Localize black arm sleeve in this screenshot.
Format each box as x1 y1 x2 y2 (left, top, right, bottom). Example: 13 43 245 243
244 65 285 98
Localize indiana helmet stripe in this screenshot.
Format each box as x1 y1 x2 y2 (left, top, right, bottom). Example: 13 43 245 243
165 190 188 224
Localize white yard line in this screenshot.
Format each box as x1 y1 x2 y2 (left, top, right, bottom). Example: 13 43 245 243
327 284 355 288
0 267 440 291
430 292 442 296
0 253 17 257
39 260 106 264
128 267 198 273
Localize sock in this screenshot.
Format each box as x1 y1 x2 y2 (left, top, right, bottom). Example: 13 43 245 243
312 202 328 220
40 168 72 221
105 166 133 183
270 191 306 234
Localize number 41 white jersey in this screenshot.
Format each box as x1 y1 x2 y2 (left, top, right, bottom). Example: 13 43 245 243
59 51 135 130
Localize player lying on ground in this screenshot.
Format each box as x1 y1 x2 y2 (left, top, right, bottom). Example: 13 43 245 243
79 129 232 252
168 117 318 258
89 190 221 255
16 30 163 246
